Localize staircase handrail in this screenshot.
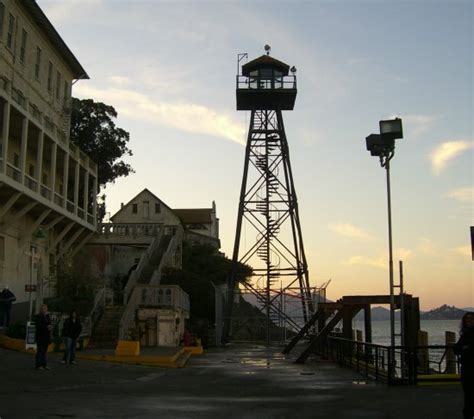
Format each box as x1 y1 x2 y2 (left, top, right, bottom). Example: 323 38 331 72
123 225 164 305
149 225 184 285
119 225 184 339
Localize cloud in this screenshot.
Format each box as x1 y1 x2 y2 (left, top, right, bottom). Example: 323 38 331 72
453 246 472 257
447 187 473 203
430 140 473 174
328 223 374 240
347 255 385 269
417 238 437 256
384 114 438 138
395 248 413 260
74 84 246 146
107 76 132 87
40 0 103 23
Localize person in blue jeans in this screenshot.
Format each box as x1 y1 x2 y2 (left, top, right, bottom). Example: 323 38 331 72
61 311 82 365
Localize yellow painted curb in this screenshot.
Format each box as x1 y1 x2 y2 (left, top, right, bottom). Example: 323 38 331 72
0 335 25 351
115 340 140 356
184 345 203 355
77 347 190 369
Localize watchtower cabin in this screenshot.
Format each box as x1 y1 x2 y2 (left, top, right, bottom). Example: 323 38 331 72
236 53 297 111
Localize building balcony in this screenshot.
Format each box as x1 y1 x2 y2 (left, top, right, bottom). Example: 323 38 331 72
0 157 96 232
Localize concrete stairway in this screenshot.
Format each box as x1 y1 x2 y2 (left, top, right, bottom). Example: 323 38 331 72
89 306 125 348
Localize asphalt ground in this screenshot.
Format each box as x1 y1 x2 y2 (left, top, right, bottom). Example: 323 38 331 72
0 345 463 419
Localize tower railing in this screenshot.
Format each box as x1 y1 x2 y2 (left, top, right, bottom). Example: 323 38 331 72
236 75 297 90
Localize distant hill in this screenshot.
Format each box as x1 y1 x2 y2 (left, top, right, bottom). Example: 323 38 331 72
243 294 469 322
420 304 467 320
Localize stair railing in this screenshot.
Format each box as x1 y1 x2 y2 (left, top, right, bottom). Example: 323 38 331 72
149 225 184 285
123 225 164 305
119 225 184 339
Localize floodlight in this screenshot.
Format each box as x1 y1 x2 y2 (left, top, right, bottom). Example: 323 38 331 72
379 118 403 141
264 44 271 55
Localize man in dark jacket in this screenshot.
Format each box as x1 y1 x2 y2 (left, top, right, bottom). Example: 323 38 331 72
0 285 16 328
34 304 52 370
61 311 82 365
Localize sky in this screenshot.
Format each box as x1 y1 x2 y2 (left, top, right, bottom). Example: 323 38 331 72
39 0 472 310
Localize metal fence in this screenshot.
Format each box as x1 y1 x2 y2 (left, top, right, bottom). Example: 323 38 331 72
326 336 460 385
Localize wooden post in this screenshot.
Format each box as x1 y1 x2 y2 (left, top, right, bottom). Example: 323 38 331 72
418 330 429 374
364 305 372 343
445 331 457 374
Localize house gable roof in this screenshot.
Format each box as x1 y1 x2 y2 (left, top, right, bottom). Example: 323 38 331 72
110 188 175 222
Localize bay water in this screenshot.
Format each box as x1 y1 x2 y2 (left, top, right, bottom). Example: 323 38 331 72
352 319 462 346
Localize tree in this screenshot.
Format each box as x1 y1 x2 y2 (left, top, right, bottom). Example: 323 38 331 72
161 243 252 323
70 98 134 189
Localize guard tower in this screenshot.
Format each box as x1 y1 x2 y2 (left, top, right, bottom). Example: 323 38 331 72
222 47 313 345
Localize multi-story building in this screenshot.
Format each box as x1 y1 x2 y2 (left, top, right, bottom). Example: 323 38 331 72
0 0 97 320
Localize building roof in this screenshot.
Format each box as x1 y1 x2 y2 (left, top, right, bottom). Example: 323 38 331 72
242 55 290 76
21 1 89 79
110 188 175 222
173 209 212 224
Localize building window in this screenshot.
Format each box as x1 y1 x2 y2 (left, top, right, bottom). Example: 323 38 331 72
155 203 161 214
132 203 138 214
0 236 4 261
0 3 5 39
42 172 48 185
56 71 61 100
13 152 19 168
143 201 150 218
63 80 69 104
28 164 35 177
35 47 41 79
19 28 27 63
6 13 14 49
47 61 53 91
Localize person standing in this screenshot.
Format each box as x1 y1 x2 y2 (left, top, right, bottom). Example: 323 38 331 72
34 304 52 370
454 312 474 419
61 311 82 365
0 285 16 328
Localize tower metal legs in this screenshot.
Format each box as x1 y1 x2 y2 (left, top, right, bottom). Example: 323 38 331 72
222 110 313 345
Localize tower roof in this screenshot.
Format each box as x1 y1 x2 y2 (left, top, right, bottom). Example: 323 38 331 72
242 55 290 76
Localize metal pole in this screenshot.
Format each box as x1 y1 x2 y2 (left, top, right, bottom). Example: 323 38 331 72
385 158 395 348
399 260 405 347
28 246 34 320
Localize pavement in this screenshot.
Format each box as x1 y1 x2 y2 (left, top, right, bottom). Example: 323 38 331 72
0 344 463 419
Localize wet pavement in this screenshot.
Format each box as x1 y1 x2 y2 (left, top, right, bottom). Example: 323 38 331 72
0 345 462 418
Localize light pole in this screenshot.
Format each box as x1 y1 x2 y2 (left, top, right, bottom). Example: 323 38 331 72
365 118 403 347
